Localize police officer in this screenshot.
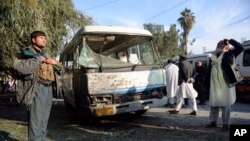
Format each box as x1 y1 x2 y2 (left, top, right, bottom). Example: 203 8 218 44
13 31 61 141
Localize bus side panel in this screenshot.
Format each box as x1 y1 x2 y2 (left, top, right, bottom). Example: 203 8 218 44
87 69 165 95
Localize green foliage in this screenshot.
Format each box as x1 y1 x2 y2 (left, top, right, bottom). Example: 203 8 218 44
144 23 180 60
0 0 94 69
163 24 181 59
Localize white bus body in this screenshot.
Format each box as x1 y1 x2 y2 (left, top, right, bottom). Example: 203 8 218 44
58 26 167 118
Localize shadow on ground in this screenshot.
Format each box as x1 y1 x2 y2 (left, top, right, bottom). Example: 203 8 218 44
0 130 18 141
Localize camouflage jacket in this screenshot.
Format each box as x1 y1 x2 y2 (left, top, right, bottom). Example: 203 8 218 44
13 46 52 107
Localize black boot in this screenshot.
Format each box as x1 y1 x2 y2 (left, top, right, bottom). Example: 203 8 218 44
205 121 217 128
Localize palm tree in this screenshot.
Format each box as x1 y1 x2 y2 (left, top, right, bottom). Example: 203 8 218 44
178 8 195 52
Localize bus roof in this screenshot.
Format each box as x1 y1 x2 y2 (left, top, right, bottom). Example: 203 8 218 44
61 25 153 55
80 25 153 37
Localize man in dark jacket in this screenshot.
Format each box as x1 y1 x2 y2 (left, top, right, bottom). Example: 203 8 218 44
194 60 206 105
169 53 198 115
205 39 244 131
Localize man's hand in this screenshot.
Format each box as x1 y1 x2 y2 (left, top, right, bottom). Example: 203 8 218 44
45 57 58 65
187 78 195 83
223 39 229 45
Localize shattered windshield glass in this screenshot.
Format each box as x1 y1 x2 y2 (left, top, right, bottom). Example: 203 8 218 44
78 35 160 69
78 42 133 68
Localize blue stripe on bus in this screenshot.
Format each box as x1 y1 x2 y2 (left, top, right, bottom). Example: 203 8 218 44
92 84 165 95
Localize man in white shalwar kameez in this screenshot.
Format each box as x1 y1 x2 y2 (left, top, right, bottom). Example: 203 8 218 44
165 59 179 108
205 39 244 131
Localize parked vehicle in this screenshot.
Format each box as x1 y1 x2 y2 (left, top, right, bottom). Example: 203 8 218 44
186 53 212 70
57 25 167 119
236 40 250 98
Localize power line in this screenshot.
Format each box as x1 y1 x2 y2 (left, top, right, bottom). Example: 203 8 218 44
84 0 120 11
194 15 250 39
144 0 189 22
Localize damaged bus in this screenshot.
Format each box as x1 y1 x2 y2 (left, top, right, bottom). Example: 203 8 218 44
58 25 167 119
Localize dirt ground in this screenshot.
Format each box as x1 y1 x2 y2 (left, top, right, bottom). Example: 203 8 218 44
0 99 250 141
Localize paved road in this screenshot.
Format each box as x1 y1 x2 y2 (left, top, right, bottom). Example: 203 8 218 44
147 100 250 126
0 99 249 141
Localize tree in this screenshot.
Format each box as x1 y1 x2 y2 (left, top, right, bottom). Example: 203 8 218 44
144 23 180 60
144 23 165 60
163 24 181 59
0 0 93 69
177 8 195 51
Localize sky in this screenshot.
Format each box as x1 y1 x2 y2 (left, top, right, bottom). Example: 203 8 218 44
73 0 250 54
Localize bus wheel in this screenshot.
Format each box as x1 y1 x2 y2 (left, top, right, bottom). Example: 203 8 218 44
77 109 99 125
76 102 98 124
135 110 148 116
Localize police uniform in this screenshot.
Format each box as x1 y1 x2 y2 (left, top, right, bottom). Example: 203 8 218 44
14 46 61 141
29 60 55 141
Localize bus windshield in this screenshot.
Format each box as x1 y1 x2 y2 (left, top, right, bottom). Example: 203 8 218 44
78 34 160 69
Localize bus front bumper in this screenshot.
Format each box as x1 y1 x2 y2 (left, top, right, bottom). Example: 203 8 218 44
92 96 167 117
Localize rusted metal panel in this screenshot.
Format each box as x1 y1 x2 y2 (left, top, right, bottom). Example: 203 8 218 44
87 69 165 95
